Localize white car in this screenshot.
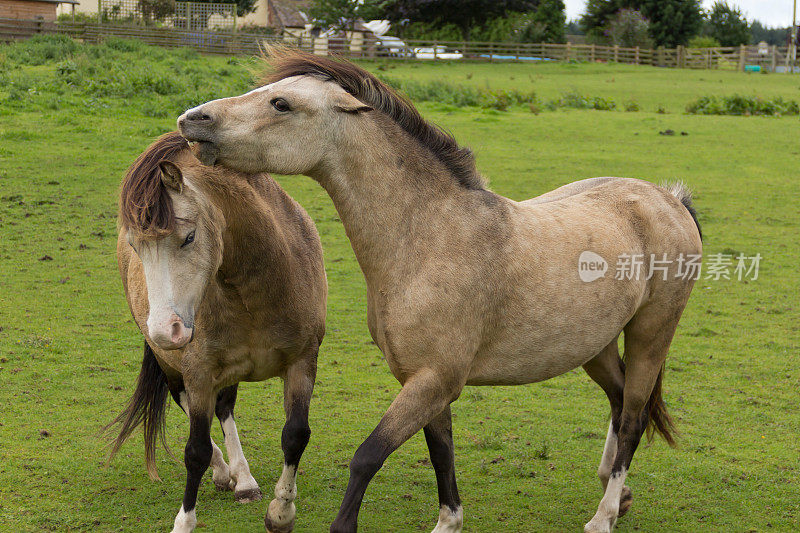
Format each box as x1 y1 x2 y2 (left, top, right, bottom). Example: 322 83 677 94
413 46 463 60
377 36 414 58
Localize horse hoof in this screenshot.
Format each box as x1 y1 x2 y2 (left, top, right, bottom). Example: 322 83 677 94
617 486 633 517
265 514 295 533
235 487 263 503
214 479 234 492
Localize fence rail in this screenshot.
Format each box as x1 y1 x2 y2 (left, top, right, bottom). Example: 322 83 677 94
1 19 797 73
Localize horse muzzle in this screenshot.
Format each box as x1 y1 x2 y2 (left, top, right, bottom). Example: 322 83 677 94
147 312 194 350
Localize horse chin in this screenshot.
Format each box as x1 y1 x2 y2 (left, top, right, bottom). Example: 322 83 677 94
190 141 219 166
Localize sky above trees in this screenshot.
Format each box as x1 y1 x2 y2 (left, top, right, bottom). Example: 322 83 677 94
564 0 794 27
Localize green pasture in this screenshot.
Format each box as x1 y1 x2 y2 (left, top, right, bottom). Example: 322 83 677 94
372 60 800 113
0 37 798 532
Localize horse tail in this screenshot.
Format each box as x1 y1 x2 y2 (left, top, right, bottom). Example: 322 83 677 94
104 341 171 480
645 363 677 447
663 180 702 241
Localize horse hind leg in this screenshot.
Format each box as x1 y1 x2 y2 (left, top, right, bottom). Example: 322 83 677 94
584 306 680 533
214 385 262 503
265 352 317 533
582 336 632 517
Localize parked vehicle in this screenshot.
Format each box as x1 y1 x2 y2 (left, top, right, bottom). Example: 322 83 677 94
376 36 414 58
413 46 463 60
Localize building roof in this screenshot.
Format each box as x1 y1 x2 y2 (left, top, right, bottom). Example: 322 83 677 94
16 0 80 3
271 0 308 28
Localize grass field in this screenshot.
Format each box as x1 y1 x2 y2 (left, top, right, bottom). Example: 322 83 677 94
0 36 798 532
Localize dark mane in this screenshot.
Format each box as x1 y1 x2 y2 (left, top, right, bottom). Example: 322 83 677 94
262 48 486 190
120 131 187 238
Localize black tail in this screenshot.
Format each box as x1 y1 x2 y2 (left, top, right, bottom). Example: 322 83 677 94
664 181 702 241
104 342 171 480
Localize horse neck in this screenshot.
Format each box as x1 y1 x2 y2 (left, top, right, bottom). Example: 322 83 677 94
205 178 291 297
313 124 479 282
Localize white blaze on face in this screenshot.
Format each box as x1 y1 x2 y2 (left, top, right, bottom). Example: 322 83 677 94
137 237 195 350
128 186 215 351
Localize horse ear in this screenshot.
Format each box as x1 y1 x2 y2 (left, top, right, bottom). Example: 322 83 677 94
159 161 183 193
333 91 372 114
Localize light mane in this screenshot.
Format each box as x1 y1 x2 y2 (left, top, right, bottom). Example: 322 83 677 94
261 48 486 191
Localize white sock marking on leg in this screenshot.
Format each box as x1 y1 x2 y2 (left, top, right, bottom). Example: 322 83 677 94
171 505 197 533
431 505 463 533
585 467 627 533
267 463 298 528
598 421 618 490
221 415 259 492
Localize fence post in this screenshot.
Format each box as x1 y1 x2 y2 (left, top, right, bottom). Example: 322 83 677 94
590 43 595 62
233 5 237 32
613 44 619 62
677 45 685 68
635 46 640 65
771 45 777 72
738 44 746 72
433 40 438 60
566 41 571 62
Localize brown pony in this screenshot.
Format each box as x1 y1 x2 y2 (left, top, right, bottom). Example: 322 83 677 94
109 132 326 533
178 50 702 533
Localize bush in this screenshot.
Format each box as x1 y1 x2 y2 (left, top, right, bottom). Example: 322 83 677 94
554 91 617 111
4 34 79 65
0 36 255 111
688 35 721 48
624 100 640 112
377 75 538 111
686 95 800 116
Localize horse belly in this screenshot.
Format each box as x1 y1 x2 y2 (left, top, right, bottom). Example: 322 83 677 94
466 336 612 386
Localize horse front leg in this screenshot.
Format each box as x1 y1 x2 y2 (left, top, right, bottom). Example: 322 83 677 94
175 389 235 493
424 405 462 533
171 389 215 533
214 384 262 503
265 352 317 533
330 367 465 533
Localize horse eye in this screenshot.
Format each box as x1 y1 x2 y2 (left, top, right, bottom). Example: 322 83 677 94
181 230 195 248
271 98 291 112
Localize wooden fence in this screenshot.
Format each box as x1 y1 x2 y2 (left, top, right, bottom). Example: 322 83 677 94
1 19 797 73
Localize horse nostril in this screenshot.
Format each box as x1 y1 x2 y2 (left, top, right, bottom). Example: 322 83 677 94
186 109 213 124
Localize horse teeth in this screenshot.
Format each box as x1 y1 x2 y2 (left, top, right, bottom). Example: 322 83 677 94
187 140 198 147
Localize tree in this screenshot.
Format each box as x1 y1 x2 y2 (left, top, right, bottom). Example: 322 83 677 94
380 0 538 41
308 0 382 32
528 0 566 43
706 1 749 47
581 0 703 47
565 19 584 36
749 21 791 46
138 0 175 22
637 0 703 47
606 9 652 48
580 0 627 40
194 0 255 17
